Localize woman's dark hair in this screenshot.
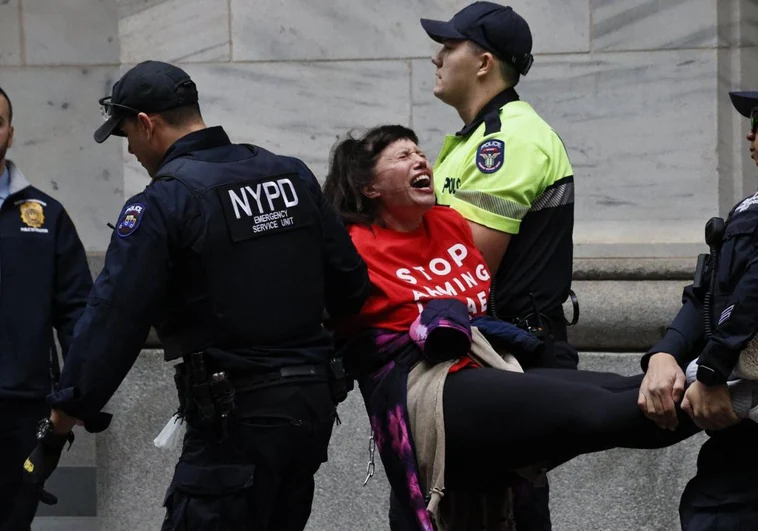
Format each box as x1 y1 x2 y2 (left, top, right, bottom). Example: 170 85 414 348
323 125 419 226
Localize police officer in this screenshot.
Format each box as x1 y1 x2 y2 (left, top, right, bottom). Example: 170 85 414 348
0 86 92 530
18 61 370 530
421 2 576 368
639 89 758 529
417 3 577 529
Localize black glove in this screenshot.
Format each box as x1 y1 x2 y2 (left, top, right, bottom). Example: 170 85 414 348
21 418 75 505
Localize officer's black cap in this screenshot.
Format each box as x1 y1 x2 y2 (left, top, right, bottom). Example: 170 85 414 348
94 61 199 144
420 1 534 76
730 91 758 118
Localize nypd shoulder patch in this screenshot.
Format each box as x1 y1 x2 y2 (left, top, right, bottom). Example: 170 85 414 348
476 139 505 174
116 203 145 238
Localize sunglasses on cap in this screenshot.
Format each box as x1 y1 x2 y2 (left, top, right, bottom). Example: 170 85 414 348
751 107 758 134
98 96 142 122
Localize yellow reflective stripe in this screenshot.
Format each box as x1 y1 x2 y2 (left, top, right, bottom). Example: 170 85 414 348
454 190 530 221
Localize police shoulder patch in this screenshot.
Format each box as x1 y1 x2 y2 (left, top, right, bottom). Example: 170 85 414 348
476 139 505 174
735 192 758 214
116 203 146 238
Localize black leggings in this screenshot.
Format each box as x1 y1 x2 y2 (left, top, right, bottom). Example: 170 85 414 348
443 368 699 490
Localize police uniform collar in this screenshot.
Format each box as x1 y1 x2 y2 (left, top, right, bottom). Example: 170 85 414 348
5 160 32 197
159 126 232 168
456 87 520 137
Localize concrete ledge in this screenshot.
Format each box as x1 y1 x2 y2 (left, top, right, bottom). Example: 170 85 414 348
86 253 698 282
567 280 690 351
573 257 696 280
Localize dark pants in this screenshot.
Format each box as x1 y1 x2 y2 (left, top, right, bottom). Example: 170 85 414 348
389 319 579 531
390 368 693 530
0 398 50 530
162 381 335 531
680 422 758 530
510 317 579 531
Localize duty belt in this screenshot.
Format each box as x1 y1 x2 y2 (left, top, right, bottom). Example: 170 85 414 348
231 364 329 392
176 357 333 439
509 290 580 340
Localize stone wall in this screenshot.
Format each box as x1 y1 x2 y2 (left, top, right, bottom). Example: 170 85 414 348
2 1 757 256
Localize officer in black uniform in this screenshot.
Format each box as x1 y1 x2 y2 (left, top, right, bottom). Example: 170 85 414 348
639 89 758 529
0 86 92 530
17 61 370 530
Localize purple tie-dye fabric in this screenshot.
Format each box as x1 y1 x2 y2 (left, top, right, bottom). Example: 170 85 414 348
342 300 475 531
358 330 433 531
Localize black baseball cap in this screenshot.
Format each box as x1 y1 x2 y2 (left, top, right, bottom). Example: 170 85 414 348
421 1 534 75
94 60 199 143
730 91 758 118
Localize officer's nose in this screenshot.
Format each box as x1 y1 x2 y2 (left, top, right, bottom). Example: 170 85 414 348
431 51 442 68
748 130 756 143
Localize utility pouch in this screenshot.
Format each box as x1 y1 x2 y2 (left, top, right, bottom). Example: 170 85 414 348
174 353 238 439
209 372 235 440
327 357 351 404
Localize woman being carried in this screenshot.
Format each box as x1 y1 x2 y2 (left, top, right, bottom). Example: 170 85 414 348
324 125 699 531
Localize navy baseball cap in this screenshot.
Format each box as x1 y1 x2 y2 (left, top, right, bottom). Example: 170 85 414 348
94 60 199 143
421 1 534 75
730 91 758 118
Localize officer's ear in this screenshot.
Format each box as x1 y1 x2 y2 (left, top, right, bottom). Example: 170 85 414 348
6 124 13 150
135 112 155 141
474 50 497 79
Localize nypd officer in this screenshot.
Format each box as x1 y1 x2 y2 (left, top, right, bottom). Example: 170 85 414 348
416 3 577 529
18 61 370 530
639 89 758 529
0 87 92 529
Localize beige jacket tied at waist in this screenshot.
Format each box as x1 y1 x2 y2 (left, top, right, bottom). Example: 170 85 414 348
406 326 525 531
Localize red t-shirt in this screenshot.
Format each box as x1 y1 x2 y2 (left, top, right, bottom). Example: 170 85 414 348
348 206 492 332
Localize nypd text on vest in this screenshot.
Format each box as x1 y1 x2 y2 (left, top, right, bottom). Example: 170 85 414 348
228 178 299 232
218 175 310 242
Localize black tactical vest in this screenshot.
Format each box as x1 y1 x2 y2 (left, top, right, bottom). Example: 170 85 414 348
155 144 333 367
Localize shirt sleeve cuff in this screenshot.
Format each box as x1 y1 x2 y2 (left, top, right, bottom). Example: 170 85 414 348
48 387 113 433
698 341 739 383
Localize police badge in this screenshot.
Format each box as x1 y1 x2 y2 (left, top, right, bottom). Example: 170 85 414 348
476 139 505 174
19 201 45 228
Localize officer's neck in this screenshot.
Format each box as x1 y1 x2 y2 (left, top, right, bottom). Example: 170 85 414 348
458 79 510 126
160 122 208 152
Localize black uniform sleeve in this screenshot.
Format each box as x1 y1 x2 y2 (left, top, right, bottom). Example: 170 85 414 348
49 181 196 429
296 161 370 318
52 209 93 358
698 256 758 382
641 284 706 371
